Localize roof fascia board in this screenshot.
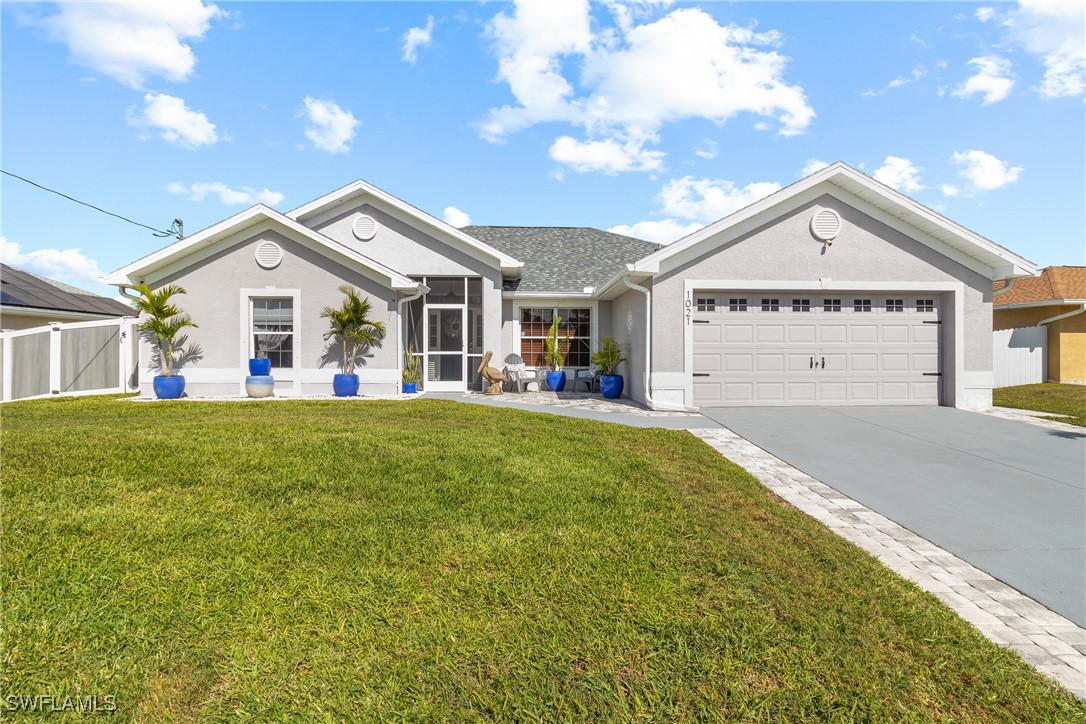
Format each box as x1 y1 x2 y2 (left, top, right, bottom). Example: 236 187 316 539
501 291 596 300
0 305 126 321
286 180 524 274
995 298 1086 311
592 266 653 300
108 211 419 292
631 163 1036 278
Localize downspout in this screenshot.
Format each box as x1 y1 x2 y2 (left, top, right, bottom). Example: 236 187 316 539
396 284 428 392
1037 303 1086 327
992 277 1017 298
622 277 655 410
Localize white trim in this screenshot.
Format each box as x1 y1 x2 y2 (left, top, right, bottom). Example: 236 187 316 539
284 179 523 276
681 280 967 409
104 205 420 292
239 288 301 397
0 305 130 322
995 298 1086 311
502 291 596 299
48 322 62 395
631 162 1036 280
511 300 598 370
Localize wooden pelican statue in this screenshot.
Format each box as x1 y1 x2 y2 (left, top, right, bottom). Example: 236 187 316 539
477 351 507 395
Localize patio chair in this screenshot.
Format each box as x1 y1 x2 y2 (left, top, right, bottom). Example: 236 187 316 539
503 353 546 393
573 365 601 392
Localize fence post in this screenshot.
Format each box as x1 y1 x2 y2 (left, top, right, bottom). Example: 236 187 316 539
119 317 137 391
49 321 62 394
1 330 11 401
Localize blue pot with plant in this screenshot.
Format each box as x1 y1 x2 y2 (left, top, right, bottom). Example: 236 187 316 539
132 282 198 400
593 337 627 399
543 314 571 393
249 357 271 376
402 342 421 394
322 284 386 398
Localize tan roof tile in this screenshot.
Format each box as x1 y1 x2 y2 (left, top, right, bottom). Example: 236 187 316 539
994 266 1086 306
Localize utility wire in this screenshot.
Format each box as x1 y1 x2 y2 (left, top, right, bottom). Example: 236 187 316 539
1 169 182 239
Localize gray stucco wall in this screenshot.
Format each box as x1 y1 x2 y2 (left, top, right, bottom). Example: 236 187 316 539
610 288 649 404
651 194 993 407
142 227 400 395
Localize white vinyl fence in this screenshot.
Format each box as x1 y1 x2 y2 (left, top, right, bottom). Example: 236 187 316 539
1 317 139 402
993 326 1048 388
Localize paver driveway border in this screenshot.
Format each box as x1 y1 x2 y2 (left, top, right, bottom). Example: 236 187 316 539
691 427 1086 698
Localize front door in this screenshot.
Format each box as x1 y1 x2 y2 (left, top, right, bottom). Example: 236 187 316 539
426 306 465 391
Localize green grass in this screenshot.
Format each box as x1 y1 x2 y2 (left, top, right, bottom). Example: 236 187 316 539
994 383 1086 426
2 396 1082 721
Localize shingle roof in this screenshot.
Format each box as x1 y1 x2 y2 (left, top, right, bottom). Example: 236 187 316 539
0 264 133 317
993 266 1086 306
461 226 660 293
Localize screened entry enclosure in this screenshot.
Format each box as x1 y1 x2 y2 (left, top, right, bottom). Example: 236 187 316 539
404 277 483 391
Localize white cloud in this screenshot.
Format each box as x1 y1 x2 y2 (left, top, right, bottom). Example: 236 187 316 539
127 92 218 148
609 174 779 244
693 139 717 160
951 150 1023 190
976 7 996 22
402 15 434 64
940 184 961 197
1 236 104 287
1005 0 1085 98
873 156 926 193
167 182 283 206
302 97 359 154
657 176 781 222
607 219 703 244
442 206 471 227
549 135 665 174
481 2 813 173
953 55 1015 105
32 0 225 88
801 159 830 177
888 65 925 89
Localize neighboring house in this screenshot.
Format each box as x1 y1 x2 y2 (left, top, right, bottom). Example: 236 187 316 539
994 266 1086 383
0 263 133 330
104 162 1037 408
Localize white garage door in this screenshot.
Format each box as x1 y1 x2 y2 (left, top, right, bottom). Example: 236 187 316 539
692 293 942 407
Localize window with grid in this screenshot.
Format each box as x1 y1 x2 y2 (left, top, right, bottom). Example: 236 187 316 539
519 307 591 367
854 299 872 312
252 298 294 368
823 299 842 312
916 299 935 312
792 299 811 312
761 298 779 312
728 298 748 312
886 299 905 312
696 297 716 312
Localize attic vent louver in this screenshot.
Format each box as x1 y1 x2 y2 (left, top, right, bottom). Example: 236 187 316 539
254 241 282 269
353 215 377 241
810 209 841 241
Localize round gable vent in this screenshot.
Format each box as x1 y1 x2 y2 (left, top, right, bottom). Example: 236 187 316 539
810 209 841 241
254 241 282 269
353 214 377 241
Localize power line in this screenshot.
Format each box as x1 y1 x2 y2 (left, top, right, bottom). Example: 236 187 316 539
1 169 182 239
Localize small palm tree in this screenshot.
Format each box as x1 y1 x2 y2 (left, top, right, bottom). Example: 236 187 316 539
132 283 197 376
321 285 386 375
544 315 572 371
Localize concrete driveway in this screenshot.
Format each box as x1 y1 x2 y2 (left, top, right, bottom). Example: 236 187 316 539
699 406 1086 627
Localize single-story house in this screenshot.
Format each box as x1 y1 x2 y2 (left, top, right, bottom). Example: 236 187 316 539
104 162 1037 408
1 263 133 330
994 266 1086 383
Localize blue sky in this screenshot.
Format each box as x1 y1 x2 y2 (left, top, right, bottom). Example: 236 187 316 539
2 1 1083 299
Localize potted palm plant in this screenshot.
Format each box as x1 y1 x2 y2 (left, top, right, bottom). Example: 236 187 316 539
321 284 386 397
543 314 571 392
402 342 421 394
592 337 627 399
133 282 198 399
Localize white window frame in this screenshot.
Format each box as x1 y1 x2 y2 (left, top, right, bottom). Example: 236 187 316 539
239 288 301 395
512 300 597 370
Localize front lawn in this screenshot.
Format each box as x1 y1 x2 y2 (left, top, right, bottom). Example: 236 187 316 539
2 397 1082 720
994 383 1086 426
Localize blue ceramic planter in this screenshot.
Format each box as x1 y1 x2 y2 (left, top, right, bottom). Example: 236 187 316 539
402 382 417 394
333 373 359 397
600 374 624 399
153 375 185 400
545 370 566 392
249 357 271 376
246 375 275 398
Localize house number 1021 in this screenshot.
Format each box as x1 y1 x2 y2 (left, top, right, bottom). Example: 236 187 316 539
685 296 692 325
